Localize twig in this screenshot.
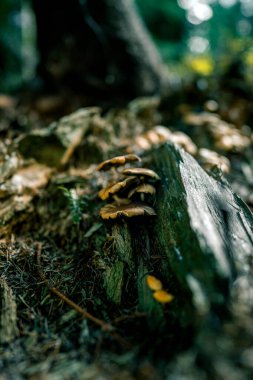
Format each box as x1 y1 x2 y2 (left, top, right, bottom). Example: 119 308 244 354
35 242 112 332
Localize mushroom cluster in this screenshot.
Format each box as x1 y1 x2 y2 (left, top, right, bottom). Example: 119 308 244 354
97 154 160 220
127 125 197 156
146 275 174 304
184 112 252 153
198 148 230 174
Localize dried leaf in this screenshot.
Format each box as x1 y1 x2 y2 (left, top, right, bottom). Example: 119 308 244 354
11 164 52 194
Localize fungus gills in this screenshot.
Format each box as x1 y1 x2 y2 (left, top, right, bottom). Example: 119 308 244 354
100 202 156 220
97 154 141 171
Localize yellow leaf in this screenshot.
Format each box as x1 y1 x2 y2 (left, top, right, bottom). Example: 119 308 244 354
188 56 214 76
146 275 162 291
245 52 253 66
153 290 174 304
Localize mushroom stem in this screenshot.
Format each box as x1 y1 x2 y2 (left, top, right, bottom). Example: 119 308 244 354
112 195 131 205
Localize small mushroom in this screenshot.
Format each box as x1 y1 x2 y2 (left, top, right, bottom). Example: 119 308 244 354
153 126 172 142
100 202 156 219
128 183 156 199
97 154 141 171
144 130 162 145
215 134 251 152
198 148 230 174
98 176 138 200
169 132 197 156
204 99 219 112
153 290 174 304
146 275 162 291
123 168 160 181
134 136 152 150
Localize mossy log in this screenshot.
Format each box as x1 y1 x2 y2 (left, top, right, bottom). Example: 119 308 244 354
102 143 253 342
151 143 253 310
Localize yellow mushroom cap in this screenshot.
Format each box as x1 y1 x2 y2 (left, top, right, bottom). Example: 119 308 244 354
146 275 162 291
123 168 160 181
153 290 174 304
98 176 138 200
144 130 161 145
100 202 156 219
97 154 141 171
153 126 172 141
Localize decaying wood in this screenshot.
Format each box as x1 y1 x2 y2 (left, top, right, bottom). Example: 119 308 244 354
151 143 253 313
0 278 17 344
102 143 253 337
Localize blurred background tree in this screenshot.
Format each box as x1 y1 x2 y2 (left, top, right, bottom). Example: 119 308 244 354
1 0 253 94
136 0 253 78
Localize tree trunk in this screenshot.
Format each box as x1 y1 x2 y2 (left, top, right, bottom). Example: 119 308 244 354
32 0 169 97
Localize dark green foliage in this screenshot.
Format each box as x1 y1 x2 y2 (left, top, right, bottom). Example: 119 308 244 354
135 0 185 61
135 0 185 41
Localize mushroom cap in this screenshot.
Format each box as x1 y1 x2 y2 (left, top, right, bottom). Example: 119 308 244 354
153 126 172 141
123 168 160 181
169 132 197 155
135 136 152 150
128 183 156 198
146 275 162 291
144 130 161 145
153 290 174 304
100 202 156 219
98 176 138 200
198 149 230 174
97 154 141 171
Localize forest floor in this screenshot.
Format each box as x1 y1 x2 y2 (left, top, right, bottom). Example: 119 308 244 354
0 74 253 380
